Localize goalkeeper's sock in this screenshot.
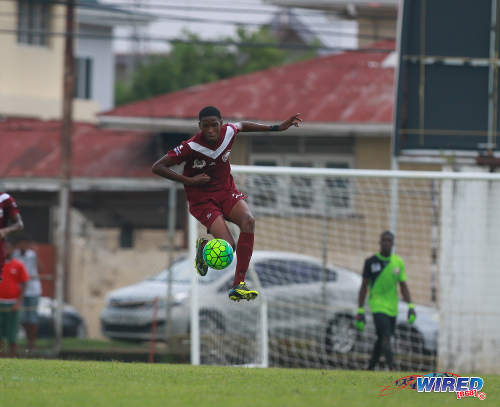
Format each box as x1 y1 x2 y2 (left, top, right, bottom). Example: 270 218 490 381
233 232 254 286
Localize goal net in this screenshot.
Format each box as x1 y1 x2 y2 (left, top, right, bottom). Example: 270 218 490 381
189 165 500 373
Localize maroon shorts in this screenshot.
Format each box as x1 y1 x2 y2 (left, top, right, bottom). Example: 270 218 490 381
188 188 246 231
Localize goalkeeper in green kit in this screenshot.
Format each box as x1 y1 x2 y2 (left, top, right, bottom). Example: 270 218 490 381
355 231 416 370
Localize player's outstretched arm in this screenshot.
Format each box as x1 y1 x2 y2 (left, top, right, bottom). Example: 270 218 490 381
152 154 210 186
239 113 302 133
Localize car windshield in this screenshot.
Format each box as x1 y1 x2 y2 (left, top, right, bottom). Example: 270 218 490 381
147 256 232 285
147 261 191 284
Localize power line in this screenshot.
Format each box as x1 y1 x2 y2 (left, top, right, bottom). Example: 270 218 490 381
0 11 396 42
103 0 397 21
0 0 398 24
103 0 280 12
96 0 401 22
0 0 289 15
0 13 394 42
0 28 395 52
0 11 363 34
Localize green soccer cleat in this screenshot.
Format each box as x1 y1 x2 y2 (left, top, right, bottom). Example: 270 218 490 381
228 282 259 302
195 238 209 276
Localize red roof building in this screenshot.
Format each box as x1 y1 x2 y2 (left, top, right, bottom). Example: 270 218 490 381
1 44 397 238
101 41 395 130
0 118 178 234
0 118 154 178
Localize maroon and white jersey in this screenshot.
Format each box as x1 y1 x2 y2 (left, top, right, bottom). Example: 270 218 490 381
167 123 240 203
0 193 19 229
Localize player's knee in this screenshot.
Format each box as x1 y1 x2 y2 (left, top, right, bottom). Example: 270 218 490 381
241 214 255 232
227 237 236 249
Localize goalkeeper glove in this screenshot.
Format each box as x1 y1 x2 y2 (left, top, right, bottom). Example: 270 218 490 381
408 303 416 325
355 307 365 331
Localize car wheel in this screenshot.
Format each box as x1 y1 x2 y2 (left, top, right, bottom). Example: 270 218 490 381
325 315 357 355
394 325 425 355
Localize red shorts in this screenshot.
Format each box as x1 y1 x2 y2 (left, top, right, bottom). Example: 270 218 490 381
188 187 246 231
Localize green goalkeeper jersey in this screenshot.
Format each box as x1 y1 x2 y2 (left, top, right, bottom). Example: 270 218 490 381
362 253 407 317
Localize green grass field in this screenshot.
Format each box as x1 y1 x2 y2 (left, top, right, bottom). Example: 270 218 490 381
0 359 497 407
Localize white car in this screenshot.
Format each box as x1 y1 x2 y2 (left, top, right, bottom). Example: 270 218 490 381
100 251 438 366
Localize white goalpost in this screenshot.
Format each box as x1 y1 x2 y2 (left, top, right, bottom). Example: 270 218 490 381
189 165 500 373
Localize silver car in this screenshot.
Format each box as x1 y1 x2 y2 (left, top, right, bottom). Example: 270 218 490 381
100 251 438 367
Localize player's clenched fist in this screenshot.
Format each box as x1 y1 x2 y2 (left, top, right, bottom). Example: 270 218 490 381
355 307 366 331
407 303 416 324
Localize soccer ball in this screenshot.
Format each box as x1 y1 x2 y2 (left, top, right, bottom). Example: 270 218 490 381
202 238 234 270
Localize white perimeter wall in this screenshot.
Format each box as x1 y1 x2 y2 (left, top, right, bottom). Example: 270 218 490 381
439 166 500 373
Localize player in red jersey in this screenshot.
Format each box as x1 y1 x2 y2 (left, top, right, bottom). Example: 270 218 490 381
0 193 24 281
152 106 302 301
0 240 29 357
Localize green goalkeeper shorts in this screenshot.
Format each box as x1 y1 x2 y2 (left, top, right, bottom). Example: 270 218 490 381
0 303 20 344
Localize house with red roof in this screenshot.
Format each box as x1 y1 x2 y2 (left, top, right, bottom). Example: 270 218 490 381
100 41 396 174
2 43 400 254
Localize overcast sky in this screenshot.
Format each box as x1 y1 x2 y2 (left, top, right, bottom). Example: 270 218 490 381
102 0 357 54
103 0 281 53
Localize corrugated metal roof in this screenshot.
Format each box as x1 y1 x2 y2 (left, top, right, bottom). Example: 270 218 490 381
0 119 154 178
2 44 395 178
101 41 395 124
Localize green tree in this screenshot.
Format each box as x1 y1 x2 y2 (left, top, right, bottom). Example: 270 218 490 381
115 27 318 106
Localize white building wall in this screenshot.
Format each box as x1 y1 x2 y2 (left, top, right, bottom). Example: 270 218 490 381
0 2 107 121
76 24 115 112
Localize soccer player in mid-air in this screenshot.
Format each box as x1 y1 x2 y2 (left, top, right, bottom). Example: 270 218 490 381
152 106 302 301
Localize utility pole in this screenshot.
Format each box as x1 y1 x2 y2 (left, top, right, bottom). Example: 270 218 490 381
55 0 75 354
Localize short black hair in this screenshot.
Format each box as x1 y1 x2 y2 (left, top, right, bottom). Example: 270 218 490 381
380 230 395 240
199 106 221 121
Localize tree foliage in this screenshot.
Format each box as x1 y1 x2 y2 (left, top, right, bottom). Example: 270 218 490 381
115 27 317 106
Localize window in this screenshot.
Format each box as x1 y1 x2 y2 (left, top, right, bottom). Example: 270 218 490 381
147 263 191 285
75 58 93 100
289 161 314 209
252 160 279 210
325 162 352 210
119 224 134 248
249 154 354 216
255 259 337 288
17 0 50 46
254 260 289 288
